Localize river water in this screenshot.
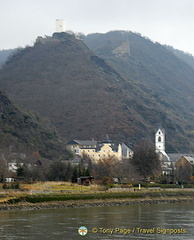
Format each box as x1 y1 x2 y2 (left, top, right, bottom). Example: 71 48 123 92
0 202 193 240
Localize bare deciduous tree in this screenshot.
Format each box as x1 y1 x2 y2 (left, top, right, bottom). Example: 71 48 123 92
132 141 161 180
92 156 120 180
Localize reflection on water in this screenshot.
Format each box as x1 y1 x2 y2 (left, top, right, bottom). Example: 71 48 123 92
0 202 193 240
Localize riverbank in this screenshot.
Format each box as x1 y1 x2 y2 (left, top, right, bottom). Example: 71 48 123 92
0 190 194 211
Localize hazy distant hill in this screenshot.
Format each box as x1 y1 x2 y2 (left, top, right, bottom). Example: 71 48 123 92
165 45 194 70
0 32 194 152
0 89 72 161
0 49 15 68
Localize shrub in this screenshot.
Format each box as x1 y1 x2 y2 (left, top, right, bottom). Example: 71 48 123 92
184 184 194 188
121 184 133 188
2 182 20 189
11 183 20 189
3 183 8 189
160 184 180 188
102 177 113 186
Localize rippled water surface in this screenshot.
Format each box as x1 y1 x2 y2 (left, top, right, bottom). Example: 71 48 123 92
0 202 193 240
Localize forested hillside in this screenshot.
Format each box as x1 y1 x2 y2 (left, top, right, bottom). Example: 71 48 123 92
0 89 72 161
0 32 194 152
84 31 194 152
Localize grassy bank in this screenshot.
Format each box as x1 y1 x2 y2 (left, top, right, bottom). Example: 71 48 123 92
0 182 194 210
0 189 193 211
1 189 194 205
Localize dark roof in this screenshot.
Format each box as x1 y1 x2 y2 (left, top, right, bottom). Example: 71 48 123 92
67 140 97 146
100 134 113 144
78 176 94 179
121 143 133 153
168 153 194 163
96 142 119 152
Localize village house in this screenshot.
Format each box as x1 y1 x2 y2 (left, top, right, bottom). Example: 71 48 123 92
175 156 194 182
67 136 133 162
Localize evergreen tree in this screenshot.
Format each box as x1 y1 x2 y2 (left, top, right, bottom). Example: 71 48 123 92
71 166 78 183
85 168 90 176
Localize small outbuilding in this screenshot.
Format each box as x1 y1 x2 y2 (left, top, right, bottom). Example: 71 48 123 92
77 176 94 185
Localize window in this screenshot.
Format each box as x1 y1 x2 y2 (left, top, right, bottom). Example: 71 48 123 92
158 136 161 142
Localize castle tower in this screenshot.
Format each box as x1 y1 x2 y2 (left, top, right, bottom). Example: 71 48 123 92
155 128 165 153
55 19 66 33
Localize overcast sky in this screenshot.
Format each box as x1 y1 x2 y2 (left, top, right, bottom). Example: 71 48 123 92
1 0 194 55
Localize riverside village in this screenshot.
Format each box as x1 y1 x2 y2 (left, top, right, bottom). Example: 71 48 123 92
2 127 194 191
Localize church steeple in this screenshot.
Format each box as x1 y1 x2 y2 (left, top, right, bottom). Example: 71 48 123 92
155 128 165 152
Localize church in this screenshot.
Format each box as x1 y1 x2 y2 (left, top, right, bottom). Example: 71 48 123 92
155 128 194 177
155 128 173 175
